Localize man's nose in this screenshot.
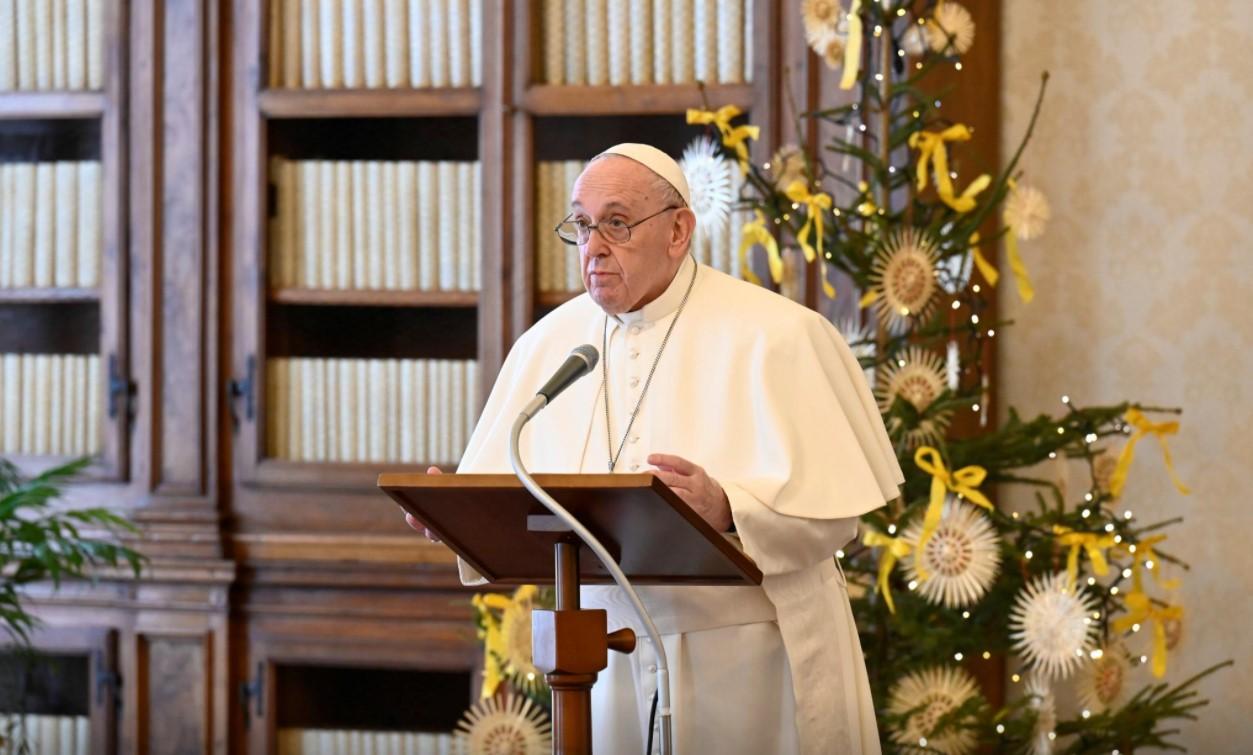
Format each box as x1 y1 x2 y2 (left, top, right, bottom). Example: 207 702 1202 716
583 230 610 257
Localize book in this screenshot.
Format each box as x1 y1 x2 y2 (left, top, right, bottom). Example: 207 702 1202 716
299 0 320 88
424 359 441 463
651 0 671 84
12 162 35 286
743 0 753 82
384 0 408 87
77 160 100 286
319 0 342 88
368 359 385 461
585 0 608 85
447 0 469 87
318 161 335 288
286 358 302 461
64 0 85 89
417 161 437 290
469 0 481 85
542 0 563 84
381 160 399 289
564 0 586 85
366 161 384 288
449 359 465 462
386 358 401 460
694 0 716 83
48 354 63 454
52 162 77 287
0 0 15 90
399 359 415 461
85 354 99 452
398 161 417 289
14 0 34 90
355 359 369 462
267 0 281 87
548 161 569 292
628 0 651 84
607 0 627 85
427 0 447 86
436 359 452 464
465 360 478 441
0 165 11 286
1 354 18 452
671 0 693 84
34 0 53 89
31 354 48 454
342 0 363 87
362 0 384 87
325 357 340 460
338 358 356 462
436 162 457 290
268 358 285 458
86 0 102 88
301 358 319 460
334 161 351 288
413 357 428 463
69 354 85 454
456 162 473 291
351 161 368 288
74 716 88 755
33 162 55 287
282 0 300 87
564 161 583 291
296 161 314 287
51 0 66 89
471 161 481 289
535 161 550 292
407 0 429 87
716 0 744 84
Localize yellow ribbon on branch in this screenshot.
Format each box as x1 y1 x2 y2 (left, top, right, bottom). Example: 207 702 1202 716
862 529 912 614
1109 408 1191 498
840 0 864 90
739 210 783 286
1115 534 1180 593
686 105 760 175
913 446 993 578
784 180 837 298
472 592 512 696
908 124 991 213
1052 525 1115 590
1112 590 1183 678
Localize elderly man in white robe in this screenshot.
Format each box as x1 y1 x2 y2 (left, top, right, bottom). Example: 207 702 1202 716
406 143 903 754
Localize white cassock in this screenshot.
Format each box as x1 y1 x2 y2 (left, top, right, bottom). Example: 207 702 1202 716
457 254 904 754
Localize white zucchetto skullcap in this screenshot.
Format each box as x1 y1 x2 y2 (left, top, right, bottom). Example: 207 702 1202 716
595 143 692 207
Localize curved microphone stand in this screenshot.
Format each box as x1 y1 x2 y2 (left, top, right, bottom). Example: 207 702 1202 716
510 396 673 755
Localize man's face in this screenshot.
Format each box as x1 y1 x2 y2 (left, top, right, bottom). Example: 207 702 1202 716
570 157 690 315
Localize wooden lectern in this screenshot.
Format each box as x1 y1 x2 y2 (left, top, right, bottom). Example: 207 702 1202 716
378 473 763 754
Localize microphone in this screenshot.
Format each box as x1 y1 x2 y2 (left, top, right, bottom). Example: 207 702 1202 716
519 345 599 421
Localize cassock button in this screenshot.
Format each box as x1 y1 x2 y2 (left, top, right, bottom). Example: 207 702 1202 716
629 463 640 471
647 664 657 673
628 377 640 388
629 349 639 359
629 435 639 444
629 326 641 336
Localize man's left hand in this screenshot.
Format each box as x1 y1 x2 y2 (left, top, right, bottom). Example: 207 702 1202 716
647 453 733 532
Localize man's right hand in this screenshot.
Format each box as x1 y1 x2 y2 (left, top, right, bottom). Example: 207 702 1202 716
404 466 444 543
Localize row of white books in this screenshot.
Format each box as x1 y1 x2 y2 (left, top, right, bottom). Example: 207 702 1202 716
276 728 453 755
533 161 584 293
0 353 101 457
268 159 481 292
0 161 102 289
267 358 478 465
0 0 105 92
0 713 89 755
533 158 748 293
540 0 753 86
267 0 482 89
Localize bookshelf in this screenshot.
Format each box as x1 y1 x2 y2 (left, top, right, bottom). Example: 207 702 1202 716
0 0 130 482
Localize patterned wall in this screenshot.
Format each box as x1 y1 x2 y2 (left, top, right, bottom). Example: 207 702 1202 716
1000 1 1253 749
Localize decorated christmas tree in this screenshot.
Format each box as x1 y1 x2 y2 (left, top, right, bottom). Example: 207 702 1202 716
695 1 1227 752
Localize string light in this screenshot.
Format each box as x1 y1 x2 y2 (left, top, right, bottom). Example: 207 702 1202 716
1011 673 1021 683
962 611 971 619
1122 568 1133 579
836 549 845 559
1062 394 1071 404
1113 535 1122 544
1145 559 1155 570
1124 510 1134 520
1084 492 1094 501
954 62 963 71
1132 623 1141 633
1048 452 1057 459
1090 649 1104 659
887 523 898 534
982 651 991 660
951 300 961 309
1024 550 1034 560
987 329 995 337
972 403 980 412
907 579 919 590
919 738 928 748
1104 523 1115 533
996 724 1005 734
954 652 964 661
971 314 980 324
1081 509 1091 518
972 284 981 293
858 123 868 132
1087 577 1096 586
1110 586 1119 595
1084 433 1098 444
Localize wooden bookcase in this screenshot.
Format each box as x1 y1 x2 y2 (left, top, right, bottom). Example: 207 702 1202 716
0 0 131 482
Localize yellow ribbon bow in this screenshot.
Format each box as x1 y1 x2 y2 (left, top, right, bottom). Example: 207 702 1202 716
967 231 999 287
740 210 783 286
862 529 913 614
472 592 512 696
1109 408 1191 498
908 124 992 213
686 105 760 175
1112 590 1183 678
783 180 837 298
1052 525 1116 590
913 446 994 577
839 0 864 90
1001 183 1037 303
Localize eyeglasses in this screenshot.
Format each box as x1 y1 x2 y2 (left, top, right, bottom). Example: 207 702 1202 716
554 205 681 246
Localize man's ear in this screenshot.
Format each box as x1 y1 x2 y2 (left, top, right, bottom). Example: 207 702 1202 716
670 207 697 259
